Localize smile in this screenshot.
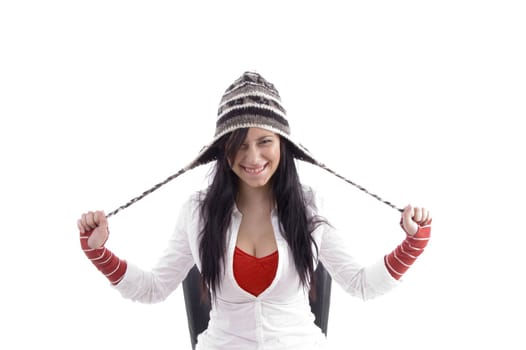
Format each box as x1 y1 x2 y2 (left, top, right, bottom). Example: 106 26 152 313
241 164 268 175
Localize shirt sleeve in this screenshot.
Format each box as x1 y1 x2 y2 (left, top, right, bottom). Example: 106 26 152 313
318 225 398 301
306 186 399 301
113 194 198 303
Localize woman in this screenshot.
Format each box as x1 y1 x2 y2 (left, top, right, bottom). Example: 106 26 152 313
78 71 432 349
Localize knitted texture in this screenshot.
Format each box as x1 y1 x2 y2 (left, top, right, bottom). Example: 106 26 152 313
106 71 402 218
216 71 290 138
80 230 127 285
384 223 431 280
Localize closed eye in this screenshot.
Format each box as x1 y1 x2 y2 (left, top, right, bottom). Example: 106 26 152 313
259 138 273 145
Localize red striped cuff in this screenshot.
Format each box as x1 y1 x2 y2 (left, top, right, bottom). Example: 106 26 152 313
80 231 127 285
385 224 431 280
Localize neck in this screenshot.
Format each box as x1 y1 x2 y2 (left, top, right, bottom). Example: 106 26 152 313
236 183 273 214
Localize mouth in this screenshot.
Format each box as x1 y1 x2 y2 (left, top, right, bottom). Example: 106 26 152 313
241 163 268 175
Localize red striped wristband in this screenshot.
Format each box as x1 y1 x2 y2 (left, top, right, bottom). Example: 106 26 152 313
80 231 127 285
384 224 431 280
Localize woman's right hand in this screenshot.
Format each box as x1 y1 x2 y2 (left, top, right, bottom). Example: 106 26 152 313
77 211 109 249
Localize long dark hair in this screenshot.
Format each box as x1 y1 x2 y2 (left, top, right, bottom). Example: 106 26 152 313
199 128 326 299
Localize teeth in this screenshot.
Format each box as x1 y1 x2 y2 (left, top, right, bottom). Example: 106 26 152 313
243 165 265 174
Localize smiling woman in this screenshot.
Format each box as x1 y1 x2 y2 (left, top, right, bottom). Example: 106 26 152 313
229 128 281 190
77 71 432 350
226 128 282 260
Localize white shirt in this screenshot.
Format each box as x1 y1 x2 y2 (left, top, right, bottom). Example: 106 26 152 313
115 187 399 349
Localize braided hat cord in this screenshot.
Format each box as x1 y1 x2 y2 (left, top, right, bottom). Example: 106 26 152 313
105 72 402 218
106 168 188 218
318 165 403 212
105 163 402 218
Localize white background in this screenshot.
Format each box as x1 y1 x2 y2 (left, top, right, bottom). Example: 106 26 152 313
1 1 524 349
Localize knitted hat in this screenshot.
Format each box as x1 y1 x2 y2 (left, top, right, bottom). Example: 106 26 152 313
186 71 318 169
106 71 401 217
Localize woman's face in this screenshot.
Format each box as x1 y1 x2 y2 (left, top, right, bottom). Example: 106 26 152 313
230 128 281 189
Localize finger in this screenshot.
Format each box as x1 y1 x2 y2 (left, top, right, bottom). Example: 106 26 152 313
423 210 432 225
420 208 429 224
94 211 108 230
402 204 419 235
80 213 89 231
415 207 428 224
85 211 97 229
412 207 423 223
93 211 105 225
77 219 87 233
402 204 413 224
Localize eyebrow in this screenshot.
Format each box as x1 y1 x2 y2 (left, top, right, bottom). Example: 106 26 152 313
243 134 276 143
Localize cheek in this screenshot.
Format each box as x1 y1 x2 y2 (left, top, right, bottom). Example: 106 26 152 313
232 153 242 167
269 147 281 164
229 149 242 166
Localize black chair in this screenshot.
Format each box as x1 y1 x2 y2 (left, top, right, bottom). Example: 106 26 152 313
182 263 332 349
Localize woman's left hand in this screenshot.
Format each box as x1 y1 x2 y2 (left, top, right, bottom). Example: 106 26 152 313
401 205 432 236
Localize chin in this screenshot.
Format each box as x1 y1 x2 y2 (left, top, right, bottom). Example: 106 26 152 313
243 178 271 188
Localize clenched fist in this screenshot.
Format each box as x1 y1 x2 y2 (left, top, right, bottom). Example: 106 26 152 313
401 205 432 236
77 210 109 249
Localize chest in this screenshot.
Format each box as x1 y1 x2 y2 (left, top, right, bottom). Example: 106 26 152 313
236 213 277 258
207 213 304 302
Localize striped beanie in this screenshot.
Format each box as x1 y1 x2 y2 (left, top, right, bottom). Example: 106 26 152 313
190 71 317 168
217 71 289 137
106 71 400 217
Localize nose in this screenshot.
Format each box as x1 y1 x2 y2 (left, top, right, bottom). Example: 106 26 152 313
244 143 260 164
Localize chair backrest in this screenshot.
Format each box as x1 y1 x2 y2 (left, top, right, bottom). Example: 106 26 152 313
182 263 332 349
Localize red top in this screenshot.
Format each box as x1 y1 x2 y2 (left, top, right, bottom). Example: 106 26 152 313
233 246 279 297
